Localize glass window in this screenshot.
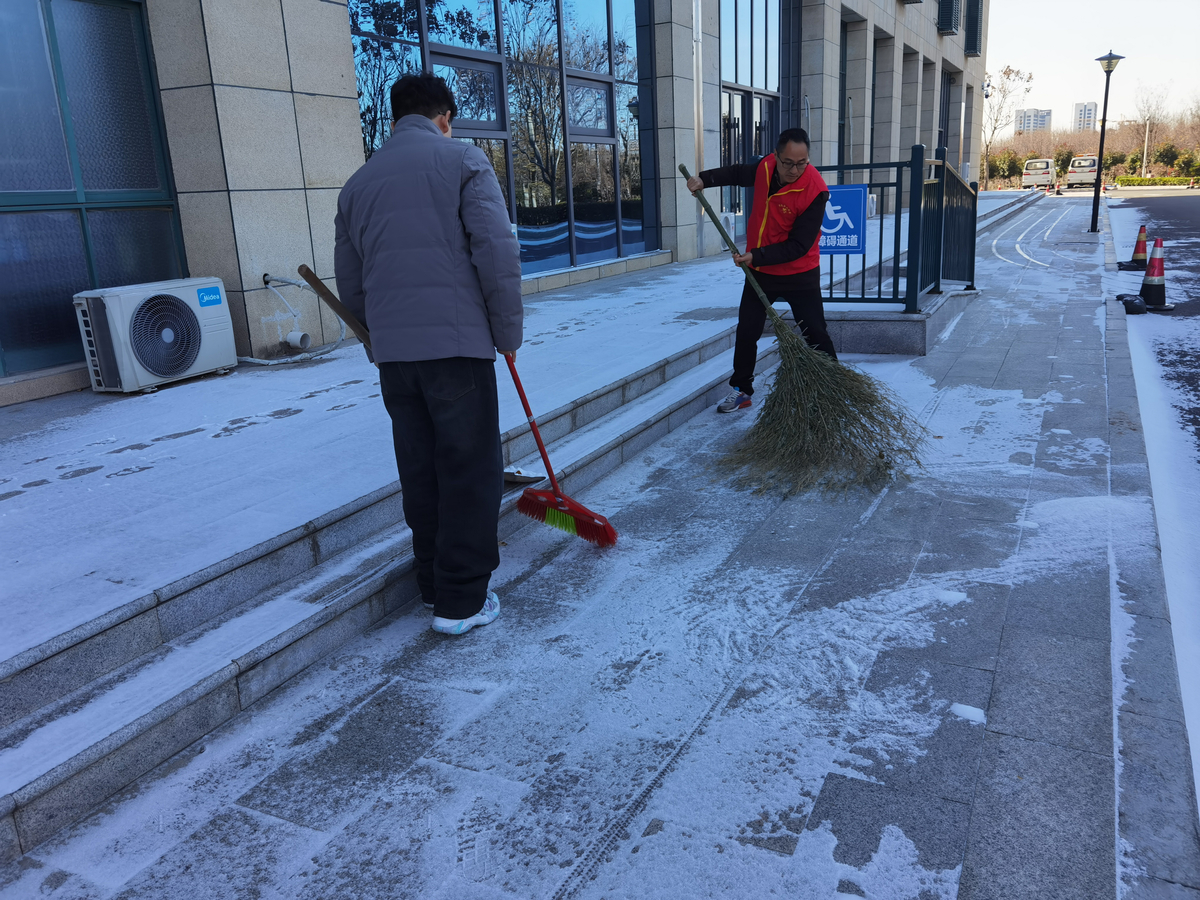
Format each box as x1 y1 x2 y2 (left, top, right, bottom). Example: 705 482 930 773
53 0 162 192
767 0 779 92
567 82 610 134
563 0 609 74
751 0 766 89
504 0 559 67
615 82 644 254
426 0 497 52
736 0 750 85
719 0 735 83
353 36 421 159
611 0 638 81
0 211 91 375
87 208 181 289
509 63 568 272
349 0 420 42
570 143 617 265
0 0 73 194
435 61 501 127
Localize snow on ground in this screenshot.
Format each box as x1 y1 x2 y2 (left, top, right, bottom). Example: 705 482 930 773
1106 195 1200 810
0 257 750 662
0 341 1118 898
1125 312 1200 814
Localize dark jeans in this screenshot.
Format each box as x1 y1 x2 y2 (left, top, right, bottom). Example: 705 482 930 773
379 357 503 620
731 271 837 395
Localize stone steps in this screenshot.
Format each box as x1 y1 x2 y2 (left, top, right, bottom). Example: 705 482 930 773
0 329 777 859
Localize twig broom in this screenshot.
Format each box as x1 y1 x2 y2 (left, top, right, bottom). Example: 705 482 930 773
679 165 926 494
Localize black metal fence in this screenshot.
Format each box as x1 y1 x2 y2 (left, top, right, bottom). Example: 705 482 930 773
821 144 978 313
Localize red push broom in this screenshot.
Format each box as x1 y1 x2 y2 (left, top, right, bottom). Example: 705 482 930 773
504 355 618 547
297 264 616 548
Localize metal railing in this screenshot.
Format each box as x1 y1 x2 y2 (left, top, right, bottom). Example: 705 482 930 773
819 144 978 313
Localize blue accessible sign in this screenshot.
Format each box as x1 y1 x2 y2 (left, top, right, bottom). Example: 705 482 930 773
820 184 868 254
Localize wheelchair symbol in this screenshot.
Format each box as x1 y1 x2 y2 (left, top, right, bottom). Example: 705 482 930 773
823 202 855 234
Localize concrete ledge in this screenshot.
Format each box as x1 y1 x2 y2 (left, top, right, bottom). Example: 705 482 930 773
977 190 1043 236
0 363 90 409
520 250 673 296
819 289 979 356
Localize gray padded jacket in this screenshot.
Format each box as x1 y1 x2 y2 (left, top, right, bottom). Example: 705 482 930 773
334 115 523 362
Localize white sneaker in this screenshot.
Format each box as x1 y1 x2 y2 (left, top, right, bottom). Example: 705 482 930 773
432 592 500 635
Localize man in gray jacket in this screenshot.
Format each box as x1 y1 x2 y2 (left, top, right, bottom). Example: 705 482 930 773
335 73 523 636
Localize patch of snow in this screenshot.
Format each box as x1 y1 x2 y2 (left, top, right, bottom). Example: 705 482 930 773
1126 312 1200 824
949 703 986 725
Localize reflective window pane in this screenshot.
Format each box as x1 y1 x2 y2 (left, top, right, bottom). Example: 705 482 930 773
752 0 766 89
436 63 499 125
88 208 181 289
568 83 609 133
353 36 421 159
349 0 420 42
563 0 609 74
615 83 645 254
611 0 637 81
53 0 162 192
504 0 559 67
719 0 735 83
0 211 90 375
570 143 616 264
0 0 73 193
457 138 509 213
736 0 750 85
509 63 568 272
767 0 779 92
426 0 497 52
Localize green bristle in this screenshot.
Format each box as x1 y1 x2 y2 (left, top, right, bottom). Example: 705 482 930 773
544 506 578 536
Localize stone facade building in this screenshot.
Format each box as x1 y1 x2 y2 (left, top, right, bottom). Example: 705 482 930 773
0 0 987 404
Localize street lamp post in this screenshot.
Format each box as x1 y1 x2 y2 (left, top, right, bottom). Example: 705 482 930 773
1090 51 1124 233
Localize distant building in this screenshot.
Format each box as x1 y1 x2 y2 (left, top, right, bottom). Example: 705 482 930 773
1015 108 1053 133
1073 102 1098 132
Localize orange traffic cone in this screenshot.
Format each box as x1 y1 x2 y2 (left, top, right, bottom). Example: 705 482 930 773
1140 239 1173 311
1054 182 1062 195
1117 226 1149 271
1044 182 1053 195
1189 178 1196 190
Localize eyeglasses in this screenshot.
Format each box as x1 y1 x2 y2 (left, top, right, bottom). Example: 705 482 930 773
776 155 808 171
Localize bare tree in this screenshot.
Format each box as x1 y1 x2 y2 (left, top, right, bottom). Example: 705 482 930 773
981 66 1033 190
1134 84 1169 177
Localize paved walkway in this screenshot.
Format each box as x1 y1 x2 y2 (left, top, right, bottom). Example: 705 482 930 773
1 195 1197 899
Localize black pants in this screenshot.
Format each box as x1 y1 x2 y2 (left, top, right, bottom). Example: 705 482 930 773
731 272 837 395
379 357 503 620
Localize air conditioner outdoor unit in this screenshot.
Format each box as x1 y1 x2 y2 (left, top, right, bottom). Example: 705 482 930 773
73 277 237 393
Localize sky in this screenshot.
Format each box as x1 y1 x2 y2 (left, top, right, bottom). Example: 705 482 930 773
986 0 1197 135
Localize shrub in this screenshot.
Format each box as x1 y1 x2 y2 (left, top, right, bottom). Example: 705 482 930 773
1114 176 1196 186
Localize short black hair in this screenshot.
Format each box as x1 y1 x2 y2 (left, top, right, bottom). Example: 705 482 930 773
390 73 457 124
776 128 811 152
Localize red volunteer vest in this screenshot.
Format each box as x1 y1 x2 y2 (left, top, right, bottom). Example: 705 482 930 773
747 154 827 276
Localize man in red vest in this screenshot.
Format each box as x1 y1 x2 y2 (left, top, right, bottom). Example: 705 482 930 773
687 128 836 413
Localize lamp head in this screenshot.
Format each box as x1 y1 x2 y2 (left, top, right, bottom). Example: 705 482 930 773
1097 51 1123 74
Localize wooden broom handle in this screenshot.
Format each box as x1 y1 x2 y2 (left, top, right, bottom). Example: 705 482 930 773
296 264 374 352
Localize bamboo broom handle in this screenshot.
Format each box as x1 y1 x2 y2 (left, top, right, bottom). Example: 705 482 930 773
679 164 787 329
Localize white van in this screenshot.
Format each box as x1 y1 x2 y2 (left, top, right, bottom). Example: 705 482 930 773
1021 158 1055 188
1066 156 1099 188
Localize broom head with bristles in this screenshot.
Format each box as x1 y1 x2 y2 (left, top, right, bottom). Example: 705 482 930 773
517 488 619 547
722 302 927 495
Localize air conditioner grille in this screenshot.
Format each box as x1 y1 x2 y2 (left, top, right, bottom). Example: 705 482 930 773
130 293 202 378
